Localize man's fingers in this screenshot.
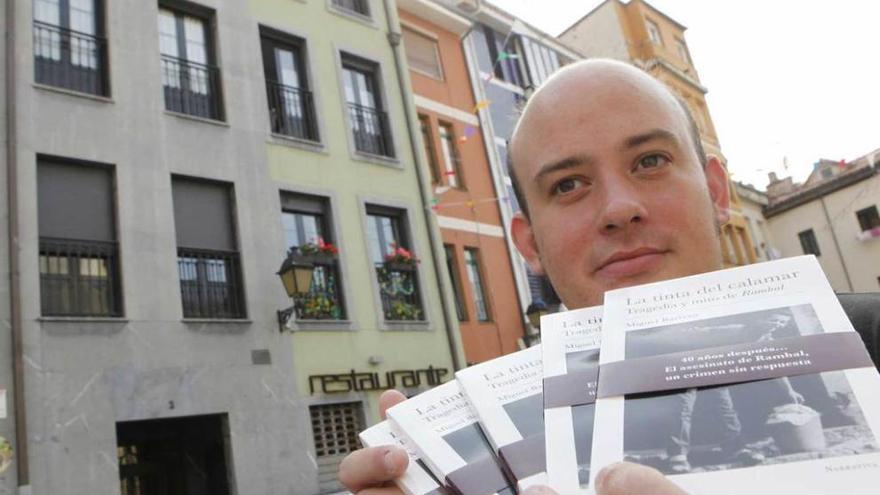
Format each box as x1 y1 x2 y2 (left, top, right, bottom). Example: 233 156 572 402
520 485 558 495
338 446 409 492
356 486 405 495
595 462 688 495
379 389 407 419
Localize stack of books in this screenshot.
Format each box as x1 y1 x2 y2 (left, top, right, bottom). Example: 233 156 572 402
361 256 880 494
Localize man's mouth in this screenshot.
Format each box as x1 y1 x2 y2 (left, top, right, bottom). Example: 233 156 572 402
595 247 669 279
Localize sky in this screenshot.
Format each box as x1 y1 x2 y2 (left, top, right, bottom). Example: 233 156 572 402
489 0 880 190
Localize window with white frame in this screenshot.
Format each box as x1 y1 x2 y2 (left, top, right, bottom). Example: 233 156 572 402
646 19 662 45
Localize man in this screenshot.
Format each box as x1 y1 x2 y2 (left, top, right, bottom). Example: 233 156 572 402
339 58 739 495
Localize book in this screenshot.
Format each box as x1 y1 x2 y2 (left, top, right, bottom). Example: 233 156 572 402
456 345 546 491
591 255 880 494
541 306 603 494
359 420 448 495
387 380 515 495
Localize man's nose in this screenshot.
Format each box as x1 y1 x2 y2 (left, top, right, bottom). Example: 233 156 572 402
597 179 648 234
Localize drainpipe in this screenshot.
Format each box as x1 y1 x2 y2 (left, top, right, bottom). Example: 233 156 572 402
5 0 30 487
819 196 855 292
381 0 464 370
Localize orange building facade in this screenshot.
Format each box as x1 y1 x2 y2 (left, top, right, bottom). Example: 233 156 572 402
398 2 526 364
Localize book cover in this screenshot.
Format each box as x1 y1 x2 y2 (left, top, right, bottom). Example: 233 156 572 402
387 380 515 495
591 255 880 494
541 306 603 494
456 345 546 490
359 420 449 495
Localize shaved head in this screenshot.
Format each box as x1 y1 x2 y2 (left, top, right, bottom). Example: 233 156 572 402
509 59 707 218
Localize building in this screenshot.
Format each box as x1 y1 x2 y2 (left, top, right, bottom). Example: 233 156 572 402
764 151 880 293
560 0 757 267
3 0 463 493
437 0 583 313
734 181 776 262
397 0 527 363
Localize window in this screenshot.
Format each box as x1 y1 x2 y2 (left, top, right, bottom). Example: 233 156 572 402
521 36 561 87
856 206 880 231
438 122 463 188
419 115 440 184
171 177 245 319
33 0 108 95
464 248 490 322
483 25 529 88
310 402 365 493
798 229 821 256
366 206 423 321
117 414 233 495
37 158 122 317
342 54 394 157
646 19 662 45
331 0 370 18
158 4 223 120
444 245 467 321
260 27 319 141
402 26 442 80
281 193 345 320
675 38 691 65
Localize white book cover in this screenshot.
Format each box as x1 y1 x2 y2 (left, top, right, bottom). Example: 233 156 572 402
591 255 880 494
387 380 515 495
359 420 448 495
541 306 603 494
456 345 546 491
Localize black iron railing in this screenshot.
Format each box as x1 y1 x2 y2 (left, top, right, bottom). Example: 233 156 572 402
332 0 370 16
348 103 394 157
33 21 108 96
160 55 223 120
375 263 423 321
266 80 319 141
177 248 245 319
293 262 345 320
39 237 121 317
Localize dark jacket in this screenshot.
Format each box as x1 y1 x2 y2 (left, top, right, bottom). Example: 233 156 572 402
839 293 880 370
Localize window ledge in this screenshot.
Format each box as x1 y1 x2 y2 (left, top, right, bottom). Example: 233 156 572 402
289 319 355 332
381 320 431 331
327 4 377 29
164 110 229 127
39 316 128 323
182 318 252 324
33 83 113 104
268 134 327 154
353 151 401 169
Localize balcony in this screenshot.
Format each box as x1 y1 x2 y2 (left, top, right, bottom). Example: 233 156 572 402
266 81 319 142
178 248 245 319
375 263 423 321
292 262 345 320
348 103 394 158
39 237 121 317
33 21 108 96
160 55 223 120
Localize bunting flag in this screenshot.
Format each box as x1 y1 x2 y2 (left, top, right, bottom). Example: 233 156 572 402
466 200 475 208
484 72 495 84
443 171 457 176
459 135 469 143
839 159 847 169
496 51 519 61
463 126 477 138
473 100 491 112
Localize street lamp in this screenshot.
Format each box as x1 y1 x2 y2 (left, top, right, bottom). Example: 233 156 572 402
524 301 548 347
277 248 315 332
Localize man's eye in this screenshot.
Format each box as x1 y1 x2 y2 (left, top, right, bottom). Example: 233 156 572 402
636 154 670 170
553 178 585 195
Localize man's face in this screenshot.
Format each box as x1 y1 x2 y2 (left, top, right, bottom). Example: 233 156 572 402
764 314 792 333
511 64 730 309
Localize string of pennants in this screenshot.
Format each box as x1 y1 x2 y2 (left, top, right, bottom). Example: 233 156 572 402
428 195 512 212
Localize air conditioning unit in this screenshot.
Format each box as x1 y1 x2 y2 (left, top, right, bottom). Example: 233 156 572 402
455 0 481 14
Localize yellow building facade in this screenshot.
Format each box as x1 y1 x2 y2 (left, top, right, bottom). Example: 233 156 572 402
560 0 756 266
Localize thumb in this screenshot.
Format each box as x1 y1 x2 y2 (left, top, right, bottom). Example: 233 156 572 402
595 462 688 495
520 486 557 495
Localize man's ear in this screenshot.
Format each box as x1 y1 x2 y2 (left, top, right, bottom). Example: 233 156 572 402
704 155 730 226
511 212 545 276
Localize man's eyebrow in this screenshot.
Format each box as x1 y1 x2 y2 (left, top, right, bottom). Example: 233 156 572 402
622 128 679 150
534 154 594 182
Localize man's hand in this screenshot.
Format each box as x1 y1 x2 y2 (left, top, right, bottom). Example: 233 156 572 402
338 390 410 494
595 462 688 495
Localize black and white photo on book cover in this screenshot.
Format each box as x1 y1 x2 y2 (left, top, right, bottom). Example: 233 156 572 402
387 380 515 495
592 256 880 494
456 345 546 490
542 306 602 494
